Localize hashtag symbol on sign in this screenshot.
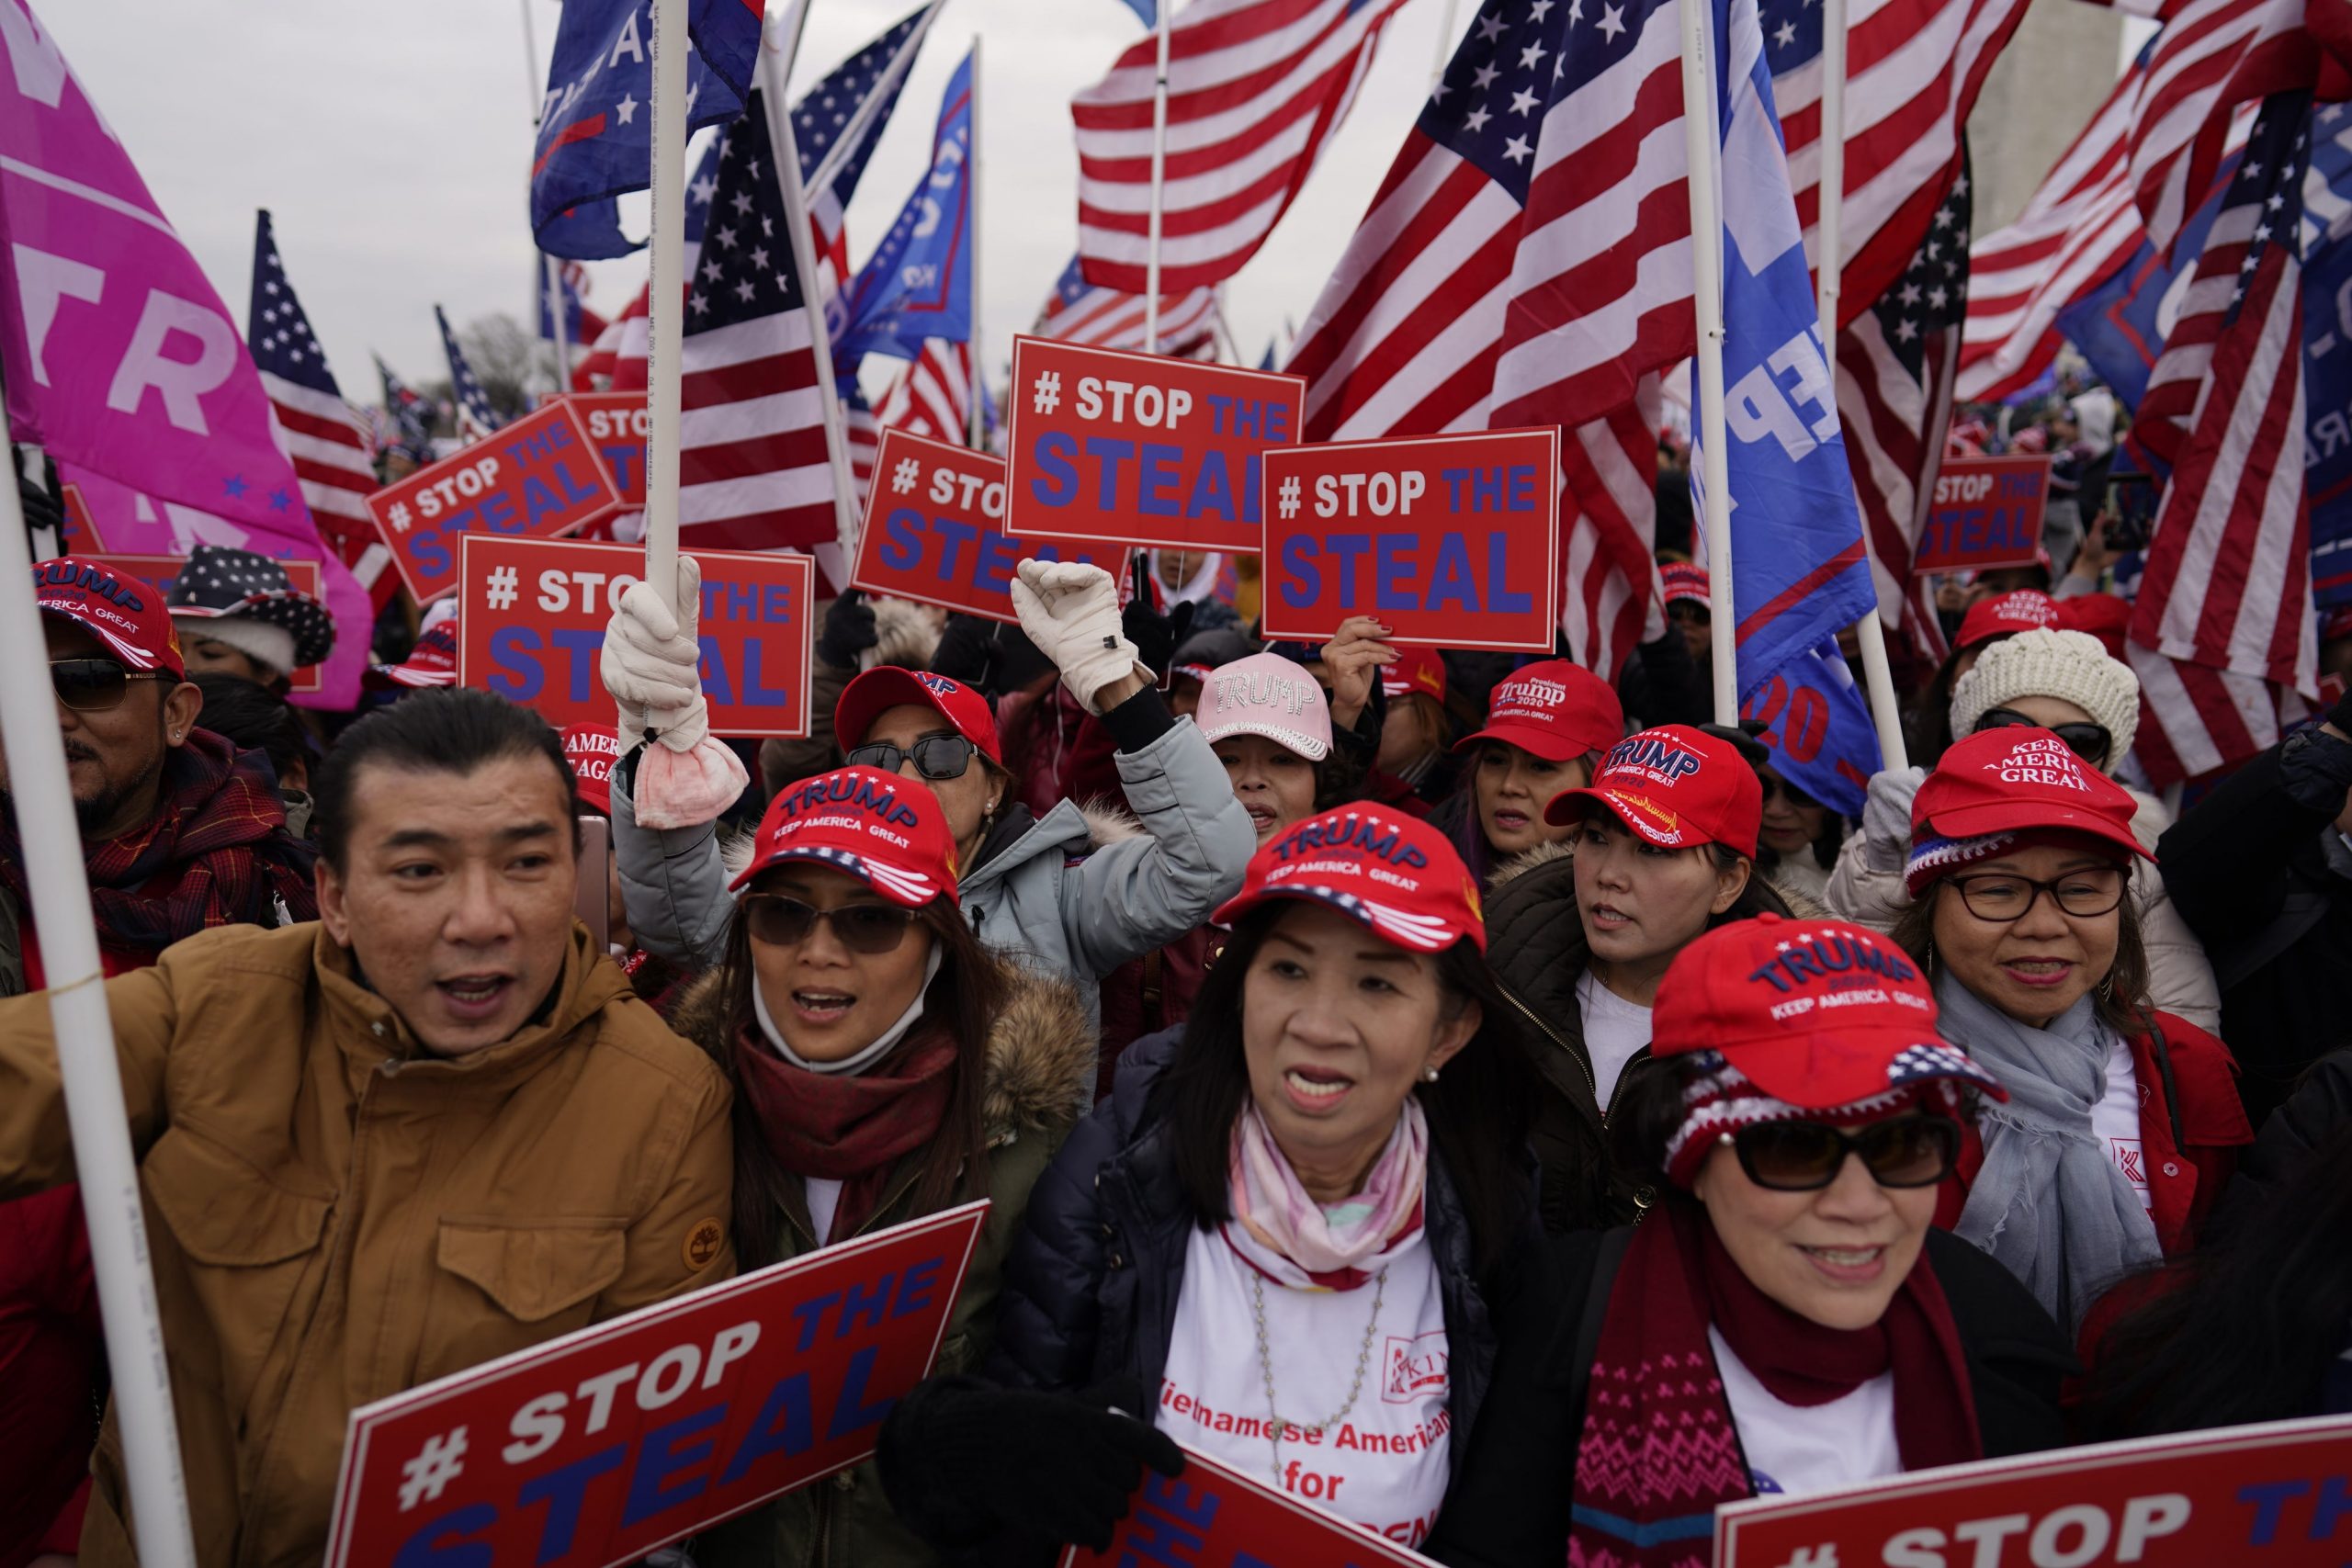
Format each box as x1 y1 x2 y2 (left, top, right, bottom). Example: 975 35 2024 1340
483 565 521 611
1277 476 1302 520
386 501 412 535
1032 369 1061 414
1774 1546 1839 1568
890 457 922 494
396 1427 469 1511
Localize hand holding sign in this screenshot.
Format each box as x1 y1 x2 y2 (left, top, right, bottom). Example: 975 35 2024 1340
1321 615 1400 731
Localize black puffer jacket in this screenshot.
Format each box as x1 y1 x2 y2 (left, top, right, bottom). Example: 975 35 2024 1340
988 1029 1509 1489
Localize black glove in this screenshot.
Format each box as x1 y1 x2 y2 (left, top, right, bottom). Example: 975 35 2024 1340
1699 719 1772 770
879 1375 1183 1555
1123 557 1195 682
17 449 61 537
932 613 998 687
815 589 880 670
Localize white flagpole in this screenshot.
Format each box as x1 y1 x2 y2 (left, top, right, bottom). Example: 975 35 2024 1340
1145 2 1172 354
1813 0 1909 769
643 0 690 604
520 0 571 393
761 17 865 567
1681 0 1737 724
0 509 196 1565
967 34 987 450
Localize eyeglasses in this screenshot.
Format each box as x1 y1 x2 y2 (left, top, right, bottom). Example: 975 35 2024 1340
1759 773 1819 811
51 658 170 712
741 894 919 953
1945 866 2127 922
846 733 978 782
1727 1115 1962 1191
1973 706 2112 768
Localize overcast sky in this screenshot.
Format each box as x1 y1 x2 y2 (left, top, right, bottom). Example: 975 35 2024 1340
40 0 1477 404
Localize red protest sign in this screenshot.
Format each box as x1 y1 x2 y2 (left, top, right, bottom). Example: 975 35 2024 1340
322 1202 988 1568
457 536 814 739
852 430 1129 624
1005 335 1304 555
1914 455 2050 575
367 400 622 604
566 392 649 511
1257 428 1561 653
1060 1442 1436 1568
58 482 105 552
85 552 326 694
1716 1413 2352 1567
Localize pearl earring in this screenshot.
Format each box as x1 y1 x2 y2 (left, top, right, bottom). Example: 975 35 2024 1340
1422 1066 1441 1084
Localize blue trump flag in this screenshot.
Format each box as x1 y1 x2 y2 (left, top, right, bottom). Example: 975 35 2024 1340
531 0 746 258
2295 105 2352 607
1740 638 1877 817
835 49 975 365
689 0 766 101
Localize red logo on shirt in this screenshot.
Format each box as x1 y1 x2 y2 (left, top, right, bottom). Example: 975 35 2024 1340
1384 1333 1450 1404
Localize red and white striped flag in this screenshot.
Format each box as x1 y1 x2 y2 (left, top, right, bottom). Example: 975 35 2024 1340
1034 256 1222 356
1073 0 1408 294
877 338 975 445
2129 93 2318 785
2129 0 2315 251
843 386 880 519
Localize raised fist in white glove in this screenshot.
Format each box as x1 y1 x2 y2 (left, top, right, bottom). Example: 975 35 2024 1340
1009 559 1148 715
1860 765 1928 874
601 556 710 752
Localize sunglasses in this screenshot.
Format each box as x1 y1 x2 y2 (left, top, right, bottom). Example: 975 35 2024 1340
846 733 978 782
1759 773 1819 811
51 658 171 712
741 894 918 954
1973 706 2111 767
1725 1115 1962 1191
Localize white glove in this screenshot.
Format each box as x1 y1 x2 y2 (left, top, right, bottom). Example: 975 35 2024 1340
601 557 709 753
1008 558 1147 716
1860 765 1928 874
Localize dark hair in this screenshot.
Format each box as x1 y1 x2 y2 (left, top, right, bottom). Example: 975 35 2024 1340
190 672 311 794
1155 902 1538 1277
2075 1113 2352 1439
710 887 1005 1268
311 687 580 873
1890 866 2151 1035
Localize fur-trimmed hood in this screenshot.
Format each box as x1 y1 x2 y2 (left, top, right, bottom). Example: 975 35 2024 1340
666 953 1099 1137
1487 838 1573 892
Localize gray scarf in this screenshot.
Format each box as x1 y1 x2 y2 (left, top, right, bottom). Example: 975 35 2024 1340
1941 973 2161 1329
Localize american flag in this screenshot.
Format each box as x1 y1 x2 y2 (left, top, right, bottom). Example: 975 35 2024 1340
1762 0 2029 332
843 379 880 518
1072 0 1409 294
2129 0 2313 253
1034 255 1221 355
679 91 834 554
246 211 386 604
878 337 976 446
435 306 500 442
2129 91 2319 785
796 3 944 285
1284 0 1671 678
374 354 434 457
1837 169 1969 664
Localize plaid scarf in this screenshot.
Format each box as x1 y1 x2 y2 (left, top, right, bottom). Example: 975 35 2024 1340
0 728 315 959
732 1021 959 1245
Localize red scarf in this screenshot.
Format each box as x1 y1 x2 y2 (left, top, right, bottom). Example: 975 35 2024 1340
731 1022 959 1245
1566 1203 1980 1568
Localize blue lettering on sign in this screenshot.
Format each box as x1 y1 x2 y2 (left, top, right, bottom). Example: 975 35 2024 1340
1277 535 1319 609
1082 435 1136 509
1028 433 1079 505
390 1504 495 1568
619 1404 725 1528
2241 1479 2313 1546
1188 452 1239 521
487 627 544 699
977 530 1023 592
1429 534 1477 614
825 1345 899 1440
600 442 642 492
1275 533 1531 620
1374 535 1416 613
701 634 735 705
740 638 791 707
551 628 603 702
1115 1475 1221 1567
720 1373 816 1483
881 508 923 570
931 517 980 579
1137 444 1182 517
518 1443 627 1563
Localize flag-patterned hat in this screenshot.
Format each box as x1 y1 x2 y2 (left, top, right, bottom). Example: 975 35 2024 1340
165 546 336 670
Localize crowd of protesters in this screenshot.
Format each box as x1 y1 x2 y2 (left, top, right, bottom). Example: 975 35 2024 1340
5 381 2352 1568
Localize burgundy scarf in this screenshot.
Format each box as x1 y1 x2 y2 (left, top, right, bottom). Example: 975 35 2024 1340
731 1022 959 1245
0 729 314 958
1566 1202 1980 1568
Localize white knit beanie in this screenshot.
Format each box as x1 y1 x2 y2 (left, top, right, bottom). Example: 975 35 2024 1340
1950 626 2139 764
171 612 296 681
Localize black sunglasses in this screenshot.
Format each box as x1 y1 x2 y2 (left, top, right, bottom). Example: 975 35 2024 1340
847 732 978 782
1973 706 2111 767
1726 1115 1962 1191
741 894 918 954
1759 773 1819 810
51 658 170 713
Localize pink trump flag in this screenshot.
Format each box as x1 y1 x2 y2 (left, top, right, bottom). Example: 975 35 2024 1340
0 2 368 706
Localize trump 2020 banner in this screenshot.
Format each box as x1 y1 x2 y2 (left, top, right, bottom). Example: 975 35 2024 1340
1058 1441 1440 1568
1257 428 1560 654
1715 1412 2352 1567
1005 335 1304 554
323 1203 989 1568
457 536 812 739
852 429 1127 623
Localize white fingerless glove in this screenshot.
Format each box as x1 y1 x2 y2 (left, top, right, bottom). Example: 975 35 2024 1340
1008 559 1146 716
1860 766 1928 874
601 556 709 753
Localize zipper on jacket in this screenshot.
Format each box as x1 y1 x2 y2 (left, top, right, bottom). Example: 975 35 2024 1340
1498 978 1604 1119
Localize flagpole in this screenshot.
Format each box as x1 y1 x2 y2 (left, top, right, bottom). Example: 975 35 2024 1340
1431 0 1461 87
967 33 987 450
643 0 689 604
1145 2 1172 354
0 491 197 1567
545 256 571 394
1813 0 1909 769
1680 0 1737 724
761 17 865 567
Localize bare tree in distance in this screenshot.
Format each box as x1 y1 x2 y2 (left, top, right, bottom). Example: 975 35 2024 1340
457 312 560 422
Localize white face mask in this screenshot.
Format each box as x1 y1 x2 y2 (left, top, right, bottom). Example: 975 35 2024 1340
752 944 944 1077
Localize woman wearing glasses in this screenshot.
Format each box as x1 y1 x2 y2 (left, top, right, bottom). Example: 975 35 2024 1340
1423 915 2071 1568
1826 626 2221 1032
1755 762 1845 907
1888 728 2250 1329
669 764 1098 1566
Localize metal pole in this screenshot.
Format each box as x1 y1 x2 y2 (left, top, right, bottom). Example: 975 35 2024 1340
545 255 571 394
0 511 195 1567
1681 0 1737 724
644 0 689 604
967 34 986 450
1145 3 1172 354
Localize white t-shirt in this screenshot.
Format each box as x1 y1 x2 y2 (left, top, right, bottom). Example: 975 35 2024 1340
1158 1223 1453 1551
1711 1327 1900 1498
1577 970 1654 1105
805 1177 843 1245
2091 1034 2152 1213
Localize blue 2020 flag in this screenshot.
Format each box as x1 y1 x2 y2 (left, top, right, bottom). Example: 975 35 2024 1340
835 49 975 365
1741 638 1879 818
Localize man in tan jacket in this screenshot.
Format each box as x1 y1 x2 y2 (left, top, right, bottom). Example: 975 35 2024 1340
0 686 736 1568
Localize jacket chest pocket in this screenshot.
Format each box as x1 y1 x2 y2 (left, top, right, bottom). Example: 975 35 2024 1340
421 1216 628 1382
